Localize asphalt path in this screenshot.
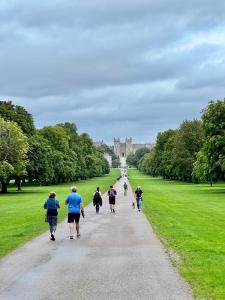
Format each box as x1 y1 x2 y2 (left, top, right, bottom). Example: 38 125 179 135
0 179 193 300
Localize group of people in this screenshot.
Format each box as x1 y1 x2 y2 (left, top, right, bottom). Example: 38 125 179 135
44 183 143 241
44 186 83 241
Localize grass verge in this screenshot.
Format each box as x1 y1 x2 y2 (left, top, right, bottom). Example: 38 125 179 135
128 169 225 299
0 169 120 258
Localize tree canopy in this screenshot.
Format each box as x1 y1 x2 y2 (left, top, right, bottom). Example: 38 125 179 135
0 102 110 192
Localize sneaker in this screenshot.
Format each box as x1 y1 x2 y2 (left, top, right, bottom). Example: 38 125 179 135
70 236 74 239
50 234 55 241
77 234 81 238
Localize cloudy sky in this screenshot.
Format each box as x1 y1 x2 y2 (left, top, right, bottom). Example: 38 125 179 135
1 0 225 143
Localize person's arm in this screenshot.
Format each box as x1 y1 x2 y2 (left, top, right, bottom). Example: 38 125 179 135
57 200 60 209
43 201 47 209
80 198 84 217
65 196 69 205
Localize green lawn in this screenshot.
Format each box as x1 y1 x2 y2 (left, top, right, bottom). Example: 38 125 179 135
128 169 225 300
0 169 119 258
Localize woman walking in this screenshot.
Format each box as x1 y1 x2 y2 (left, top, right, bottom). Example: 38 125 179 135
135 186 143 212
44 192 60 241
93 187 102 213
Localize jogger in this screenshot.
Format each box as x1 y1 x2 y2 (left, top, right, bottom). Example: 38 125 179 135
65 186 84 239
44 192 60 241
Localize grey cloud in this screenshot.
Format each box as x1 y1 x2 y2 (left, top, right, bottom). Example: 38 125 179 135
1 0 225 143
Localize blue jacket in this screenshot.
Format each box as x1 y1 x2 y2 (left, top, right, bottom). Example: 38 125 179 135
44 198 60 216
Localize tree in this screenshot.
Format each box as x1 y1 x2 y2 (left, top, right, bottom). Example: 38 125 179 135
172 120 204 181
0 101 35 136
0 117 28 192
96 143 119 167
126 152 136 167
192 150 211 183
127 148 150 168
26 135 54 185
139 150 158 176
198 99 225 184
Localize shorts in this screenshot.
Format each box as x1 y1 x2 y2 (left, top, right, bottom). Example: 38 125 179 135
109 197 115 205
68 213 80 223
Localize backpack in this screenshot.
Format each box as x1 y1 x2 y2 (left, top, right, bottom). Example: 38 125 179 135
93 191 101 202
109 189 115 197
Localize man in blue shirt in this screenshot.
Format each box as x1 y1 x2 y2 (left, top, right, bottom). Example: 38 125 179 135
65 186 84 239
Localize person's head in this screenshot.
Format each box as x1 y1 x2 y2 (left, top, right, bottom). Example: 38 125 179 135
137 186 141 189
71 186 77 193
49 191 56 198
96 187 100 192
110 185 113 189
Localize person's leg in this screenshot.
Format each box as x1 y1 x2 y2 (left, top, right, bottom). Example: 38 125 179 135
52 216 57 233
96 204 99 213
48 216 53 234
137 198 141 211
69 223 75 237
48 216 55 241
139 198 142 211
76 222 80 236
136 198 140 210
68 213 75 239
110 204 113 212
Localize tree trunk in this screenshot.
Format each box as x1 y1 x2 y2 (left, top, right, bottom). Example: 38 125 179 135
1 179 8 193
17 178 21 191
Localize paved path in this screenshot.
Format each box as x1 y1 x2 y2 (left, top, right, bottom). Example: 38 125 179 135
0 180 193 300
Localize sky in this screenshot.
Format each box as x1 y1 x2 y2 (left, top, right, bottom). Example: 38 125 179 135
1 0 225 144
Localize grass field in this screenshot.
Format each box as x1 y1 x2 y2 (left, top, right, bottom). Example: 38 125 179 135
128 169 225 299
0 169 119 258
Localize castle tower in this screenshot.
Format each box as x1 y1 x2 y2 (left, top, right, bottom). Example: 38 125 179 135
114 138 121 157
125 137 132 156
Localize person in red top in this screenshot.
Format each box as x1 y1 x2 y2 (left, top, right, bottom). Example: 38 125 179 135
108 185 117 213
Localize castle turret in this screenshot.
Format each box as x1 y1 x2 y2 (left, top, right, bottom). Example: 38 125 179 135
114 138 120 157
125 137 132 156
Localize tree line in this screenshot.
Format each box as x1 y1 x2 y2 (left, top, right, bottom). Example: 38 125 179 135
0 101 110 193
127 99 225 185
96 143 120 168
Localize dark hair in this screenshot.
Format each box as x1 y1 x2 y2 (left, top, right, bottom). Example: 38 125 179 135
97 187 100 191
110 185 113 188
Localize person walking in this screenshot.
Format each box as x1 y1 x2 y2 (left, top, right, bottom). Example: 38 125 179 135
123 182 128 196
65 186 84 239
44 192 60 241
108 185 117 213
135 186 143 212
93 187 102 214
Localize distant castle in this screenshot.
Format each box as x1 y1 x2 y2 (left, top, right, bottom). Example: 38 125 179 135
114 137 154 159
94 138 154 167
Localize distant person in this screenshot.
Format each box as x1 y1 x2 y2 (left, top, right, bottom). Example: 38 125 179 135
93 187 102 213
108 185 117 213
65 186 84 239
44 192 60 241
135 186 143 212
123 182 128 196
